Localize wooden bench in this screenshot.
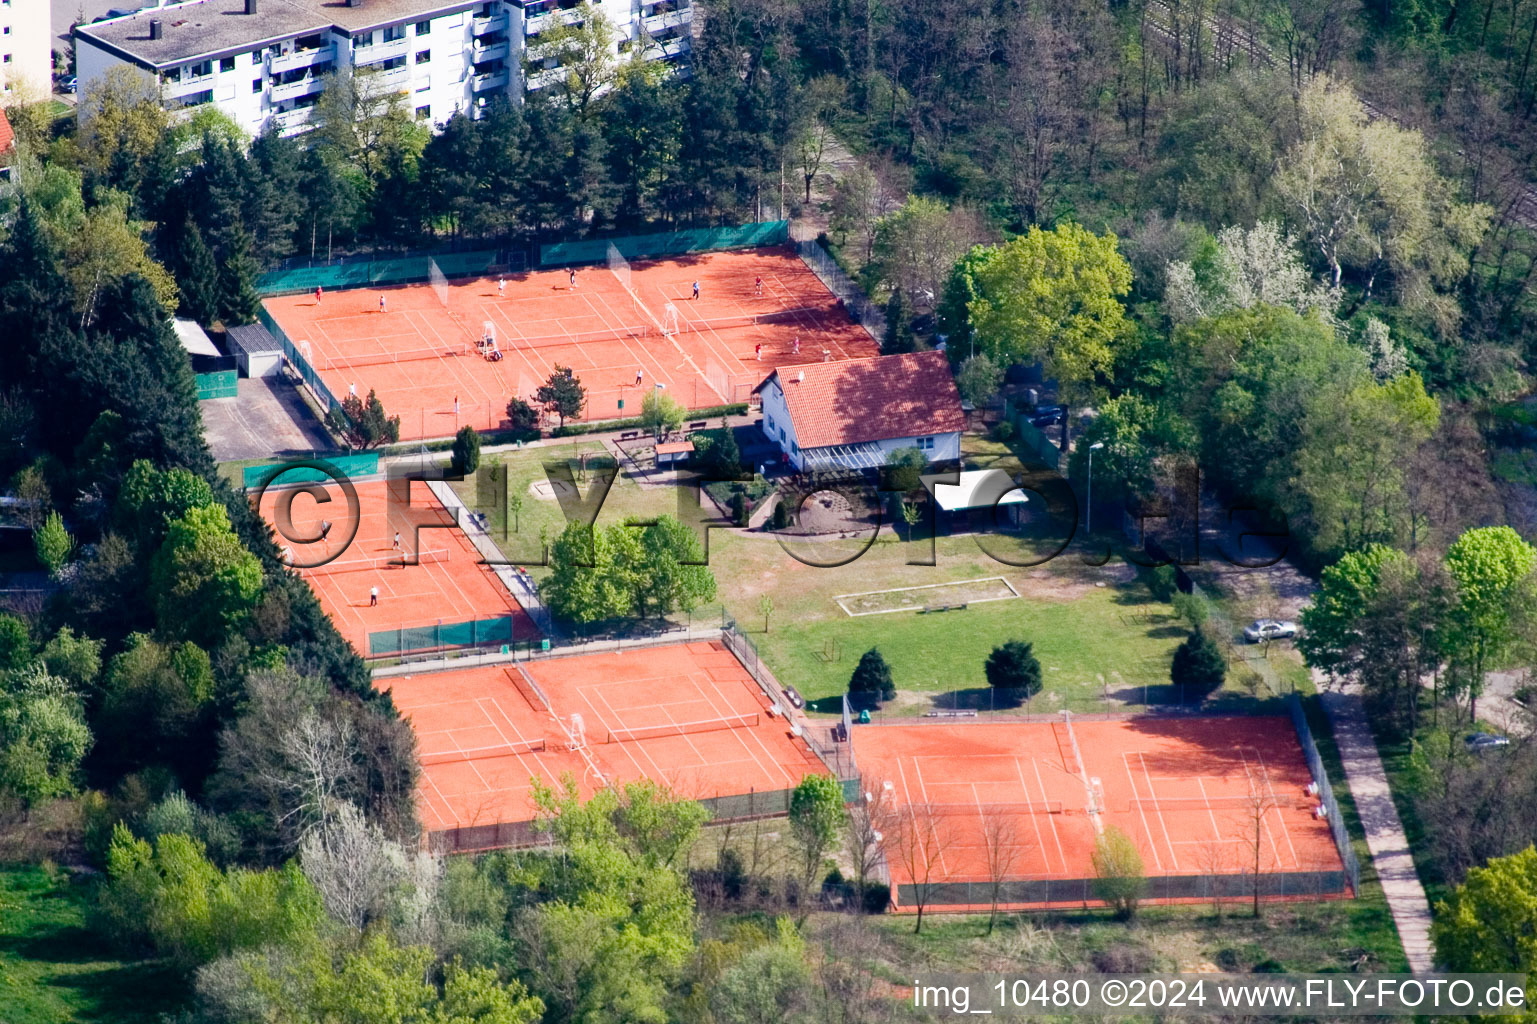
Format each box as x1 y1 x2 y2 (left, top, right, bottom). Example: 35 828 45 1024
919 602 970 614
619 430 640 440
688 420 708 430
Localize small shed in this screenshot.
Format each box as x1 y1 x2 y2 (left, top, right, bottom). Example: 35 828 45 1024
173 318 239 399
655 440 695 467
226 322 285 379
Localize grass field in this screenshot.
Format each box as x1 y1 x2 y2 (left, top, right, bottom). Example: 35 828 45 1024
0 865 179 1024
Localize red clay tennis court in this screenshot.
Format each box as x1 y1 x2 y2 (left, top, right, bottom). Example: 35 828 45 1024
262 246 877 441
256 479 538 658
851 716 1347 912
381 641 829 851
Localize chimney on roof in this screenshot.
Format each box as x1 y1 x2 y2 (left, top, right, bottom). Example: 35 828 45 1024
149 18 163 39
245 0 257 13
796 370 805 383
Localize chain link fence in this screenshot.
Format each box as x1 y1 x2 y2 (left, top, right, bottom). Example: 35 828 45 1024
796 239 885 343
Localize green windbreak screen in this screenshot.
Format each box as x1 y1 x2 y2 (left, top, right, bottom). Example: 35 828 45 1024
540 222 790 267
368 616 514 657
243 452 380 490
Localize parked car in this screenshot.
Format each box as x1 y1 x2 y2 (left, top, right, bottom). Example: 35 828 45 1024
1030 405 1065 428
1465 733 1510 752
58 75 77 94
1243 619 1297 643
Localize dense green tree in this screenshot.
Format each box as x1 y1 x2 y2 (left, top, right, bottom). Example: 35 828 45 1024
640 387 685 439
1442 526 1537 719
326 389 402 450
536 365 587 428
632 516 717 618
0 663 92 804
955 353 1002 408
848 647 895 705
1433 845 1537 1001
881 287 917 354
0 615 33 672
171 218 221 326
1170 629 1226 699
505 397 541 436
98 826 324 969
115 459 217 552
965 224 1134 396
789 774 847 902
1091 825 1147 920
38 628 104 691
451 426 482 476
96 634 215 780
32 511 73 573
984 640 1042 707
149 503 264 645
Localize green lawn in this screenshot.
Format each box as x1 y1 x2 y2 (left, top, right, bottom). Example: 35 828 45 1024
0 865 181 1024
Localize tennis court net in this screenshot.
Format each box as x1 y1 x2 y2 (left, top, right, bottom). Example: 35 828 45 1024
420 737 546 766
302 548 451 576
678 307 826 333
512 664 555 715
601 712 760 744
315 344 470 370
918 800 1068 818
505 324 650 349
1125 794 1304 812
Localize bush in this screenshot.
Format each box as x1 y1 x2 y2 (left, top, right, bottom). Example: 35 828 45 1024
1171 628 1226 699
1143 563 1178 602
450 426 481 475
771 499 790 530
984 640 1042 707
992 420 1016 441
1091 826 1146 920
505 397 541 437
33 511 73 573
731 492 748 527
848 647 895 706
861 881 891 914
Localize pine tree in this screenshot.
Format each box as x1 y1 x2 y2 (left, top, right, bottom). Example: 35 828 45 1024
173 218 221 326
882 287 917 354
1171 629 1227 700
215 223 262 327
848 647 895 706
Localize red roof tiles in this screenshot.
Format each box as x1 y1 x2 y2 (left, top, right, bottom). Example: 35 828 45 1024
0 108 14 156
754 350 965 449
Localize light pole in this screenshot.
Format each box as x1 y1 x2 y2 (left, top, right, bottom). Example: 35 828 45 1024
1086 442 1104 534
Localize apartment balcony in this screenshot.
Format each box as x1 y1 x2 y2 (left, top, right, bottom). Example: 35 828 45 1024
370 65 411 91
273 107 314 133
472 69 510 91
161 72 214 97
472 13 509 35
525 65 561 90
353 36 409 65
268 45 333 74
471 39 509 62
642 8 691 33
645 36 689 59
271 74 327 102
524 7 581 36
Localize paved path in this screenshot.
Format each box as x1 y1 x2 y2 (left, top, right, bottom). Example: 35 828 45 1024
1321 690 1435 972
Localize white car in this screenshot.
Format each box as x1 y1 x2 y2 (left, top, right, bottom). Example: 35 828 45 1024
1243 619 1297 643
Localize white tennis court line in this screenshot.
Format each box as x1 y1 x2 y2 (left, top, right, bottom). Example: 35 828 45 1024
1242 747 1299 869
900 756 953 879
1023 757 1067 874
1121 752 1166 872
693 668 798 788
1137 752 1184 871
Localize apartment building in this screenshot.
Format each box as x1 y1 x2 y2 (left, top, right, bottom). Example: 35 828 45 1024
2 0 54 100
73 0 690 137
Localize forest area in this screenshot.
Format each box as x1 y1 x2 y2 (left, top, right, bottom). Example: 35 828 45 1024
3 0 1537 1017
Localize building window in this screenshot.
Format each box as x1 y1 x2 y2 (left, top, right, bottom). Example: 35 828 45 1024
255 51 265 64
416 104 431 119
189 60 213 77
764 415 773 433
414 19 431 33
382 24 407 42
915 436 935 450
2 54 9 64
778 428 786 442
220 56 236 72
252 78 263 92
414 49 430 63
